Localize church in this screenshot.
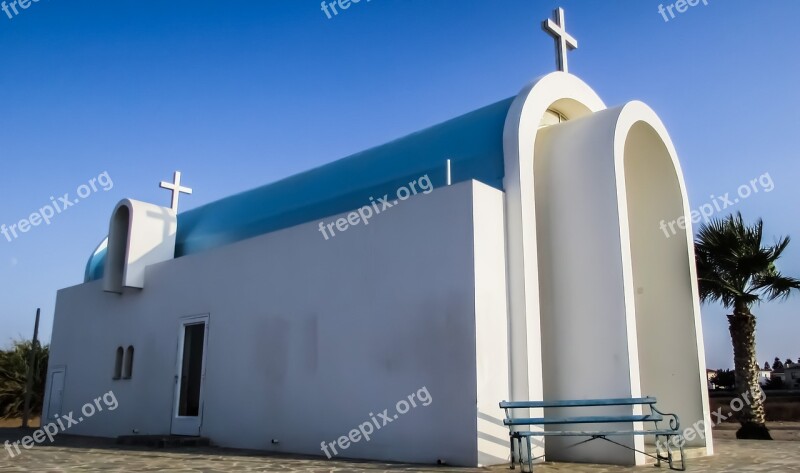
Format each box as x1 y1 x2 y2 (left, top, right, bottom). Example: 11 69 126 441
44 8 713 468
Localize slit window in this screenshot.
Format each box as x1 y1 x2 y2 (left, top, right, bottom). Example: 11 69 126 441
113 347 123 380
123 345 134 379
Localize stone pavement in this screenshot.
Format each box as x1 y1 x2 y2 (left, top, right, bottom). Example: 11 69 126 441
0 429 799 472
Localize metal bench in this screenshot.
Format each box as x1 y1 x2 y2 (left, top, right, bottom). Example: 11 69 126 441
499 397 685 472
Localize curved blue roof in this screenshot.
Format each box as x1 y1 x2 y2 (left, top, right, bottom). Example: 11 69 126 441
85 96 514 282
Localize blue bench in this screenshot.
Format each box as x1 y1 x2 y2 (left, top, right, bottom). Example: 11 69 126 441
499 397 685 472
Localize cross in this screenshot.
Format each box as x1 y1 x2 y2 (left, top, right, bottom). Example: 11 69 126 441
159 171 193 212
542 7 578 73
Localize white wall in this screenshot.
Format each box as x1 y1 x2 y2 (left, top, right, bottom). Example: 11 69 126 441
501 73 606 463
534 108 639 465
472 184 511 466
46 180 510 467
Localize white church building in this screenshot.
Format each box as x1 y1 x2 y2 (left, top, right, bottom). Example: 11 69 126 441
45 9 713 468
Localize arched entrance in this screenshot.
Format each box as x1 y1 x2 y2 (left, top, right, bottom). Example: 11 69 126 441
521 101 711 465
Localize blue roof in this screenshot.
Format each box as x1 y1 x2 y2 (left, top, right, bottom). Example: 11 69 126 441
85 96 514 282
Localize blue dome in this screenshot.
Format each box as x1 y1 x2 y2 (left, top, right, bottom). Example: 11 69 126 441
85 96 514 282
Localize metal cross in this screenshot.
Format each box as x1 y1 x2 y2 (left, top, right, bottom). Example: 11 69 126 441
542 7 578 73
159 171 193 212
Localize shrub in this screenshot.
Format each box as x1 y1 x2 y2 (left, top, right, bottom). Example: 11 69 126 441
0 341 49 419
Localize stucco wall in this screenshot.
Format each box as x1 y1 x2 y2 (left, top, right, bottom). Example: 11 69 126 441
533 108 638 465
472 183 511 466
46 180 510 467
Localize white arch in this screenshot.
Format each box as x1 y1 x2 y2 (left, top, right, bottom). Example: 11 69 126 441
613 102 712 458
525 100 712 465
502 72 606 408
501 73 712 465
103 199 178 293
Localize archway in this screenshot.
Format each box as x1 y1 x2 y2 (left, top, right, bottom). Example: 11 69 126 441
104 203 131 293
524 102 711 465
622 120 710 452
502 74 711 466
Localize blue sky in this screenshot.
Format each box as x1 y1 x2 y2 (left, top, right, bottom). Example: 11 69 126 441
0 0 797 370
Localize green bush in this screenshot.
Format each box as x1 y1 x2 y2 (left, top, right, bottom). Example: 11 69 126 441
0 341 49 419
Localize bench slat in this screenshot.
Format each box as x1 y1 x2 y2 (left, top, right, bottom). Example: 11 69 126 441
512 429 679 437
504 414 663 426
500 397 657 409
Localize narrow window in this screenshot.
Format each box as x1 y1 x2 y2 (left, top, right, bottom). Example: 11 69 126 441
538 108 567 128
113 347 123 380
123 345 134 379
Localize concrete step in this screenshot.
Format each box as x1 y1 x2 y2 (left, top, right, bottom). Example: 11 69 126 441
116 435 211 448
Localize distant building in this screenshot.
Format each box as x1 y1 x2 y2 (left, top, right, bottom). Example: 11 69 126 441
771 366 785 382
757 365 772 386
707 369 717 390
786 365 800 389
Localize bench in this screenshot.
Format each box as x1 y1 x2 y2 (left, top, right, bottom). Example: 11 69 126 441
499 397 685 472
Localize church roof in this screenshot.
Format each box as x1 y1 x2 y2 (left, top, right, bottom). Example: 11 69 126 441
85 96 515 282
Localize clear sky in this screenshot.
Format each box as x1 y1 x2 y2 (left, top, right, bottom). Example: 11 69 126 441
0 0 797 370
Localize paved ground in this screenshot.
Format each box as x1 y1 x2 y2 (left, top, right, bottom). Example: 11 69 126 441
1 429 799 472
713 421 800 441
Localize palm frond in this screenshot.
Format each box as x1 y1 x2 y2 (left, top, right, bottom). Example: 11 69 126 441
695 212 799 311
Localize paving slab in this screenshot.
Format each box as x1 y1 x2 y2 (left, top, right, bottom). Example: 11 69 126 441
1 428 798 472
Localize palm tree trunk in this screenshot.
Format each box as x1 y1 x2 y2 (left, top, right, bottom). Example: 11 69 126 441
728 305 772 440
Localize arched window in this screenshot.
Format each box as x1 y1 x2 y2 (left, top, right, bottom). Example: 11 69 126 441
123 346 134 379
539 108 567 128
113 347 124 380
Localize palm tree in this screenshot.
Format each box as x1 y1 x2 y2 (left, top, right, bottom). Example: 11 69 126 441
695 212 800 440
0 340 49 420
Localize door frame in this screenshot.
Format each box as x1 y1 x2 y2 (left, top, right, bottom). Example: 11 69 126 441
44 365 67 422
170 314 210 436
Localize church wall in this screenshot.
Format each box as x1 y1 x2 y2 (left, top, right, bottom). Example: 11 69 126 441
47 180 511 467
48 281 177 438
533 108 640 465
472 183 512 466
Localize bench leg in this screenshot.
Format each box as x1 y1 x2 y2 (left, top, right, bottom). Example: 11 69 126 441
661 435 687 471
509 435 515 469
675 438 686 472
526 436 533 473
667 438 674 469
655 434 673 468
655 435 663 468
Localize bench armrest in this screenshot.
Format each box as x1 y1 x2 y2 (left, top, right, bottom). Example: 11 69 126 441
650 404 681 432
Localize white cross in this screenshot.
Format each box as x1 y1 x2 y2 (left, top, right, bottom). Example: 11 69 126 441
542 7 578 73
159 171 193 212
